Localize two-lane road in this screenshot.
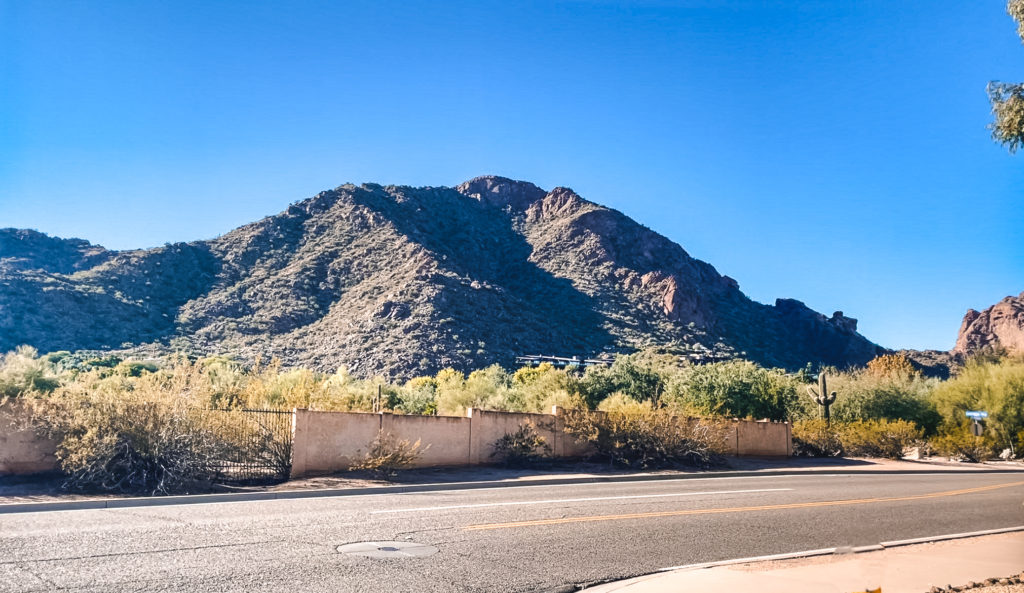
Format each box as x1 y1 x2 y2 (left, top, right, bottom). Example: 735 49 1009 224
2 472 1023 592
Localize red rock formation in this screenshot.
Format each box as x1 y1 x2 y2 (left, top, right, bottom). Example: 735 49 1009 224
954 292 1024 356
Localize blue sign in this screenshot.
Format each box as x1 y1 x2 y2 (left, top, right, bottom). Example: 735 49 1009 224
965 411 988 419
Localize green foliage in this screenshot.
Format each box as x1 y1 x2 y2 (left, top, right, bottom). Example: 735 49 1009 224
395 377 438 415
664 360 804 421
350 431 426 479
577 353 669 407
490 423 552 467
562 402 727 469
989 2 1024 152
0 346 62 397
837 419 922 459
989 82 1024 152
828 370 942 435
931 357 1024 452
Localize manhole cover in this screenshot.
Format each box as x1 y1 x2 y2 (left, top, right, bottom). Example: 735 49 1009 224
337 541 439 559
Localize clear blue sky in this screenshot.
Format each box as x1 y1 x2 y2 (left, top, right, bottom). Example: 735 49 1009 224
2 1 1022 351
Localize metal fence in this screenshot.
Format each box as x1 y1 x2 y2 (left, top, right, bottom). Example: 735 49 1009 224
209 408 294 484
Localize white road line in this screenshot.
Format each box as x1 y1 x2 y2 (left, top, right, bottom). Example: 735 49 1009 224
370 488 793 514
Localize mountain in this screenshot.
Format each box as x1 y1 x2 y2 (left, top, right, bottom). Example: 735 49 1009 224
954 292 1024 357
0 176 885 377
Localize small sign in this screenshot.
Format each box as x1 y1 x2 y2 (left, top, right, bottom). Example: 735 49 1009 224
965 411 989 419
971 421 984 436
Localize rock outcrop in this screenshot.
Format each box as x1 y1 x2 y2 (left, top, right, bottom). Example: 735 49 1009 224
954 292 1024 357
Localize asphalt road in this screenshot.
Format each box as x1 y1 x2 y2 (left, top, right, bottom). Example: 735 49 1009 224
2 472 1023 593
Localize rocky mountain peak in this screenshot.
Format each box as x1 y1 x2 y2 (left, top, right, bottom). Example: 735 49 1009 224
455 175 548 210
954 291 1024 356
0 228 111 274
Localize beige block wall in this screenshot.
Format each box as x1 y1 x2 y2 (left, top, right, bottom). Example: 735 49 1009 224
736 420 792 456
290 410 383 478
0 402 59 475
289 408 794 478
382 414 472 467
467 408 559 465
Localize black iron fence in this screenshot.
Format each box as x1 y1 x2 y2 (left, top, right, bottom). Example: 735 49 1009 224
209 408 293 484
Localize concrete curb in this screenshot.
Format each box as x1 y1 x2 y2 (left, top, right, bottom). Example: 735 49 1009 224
655 525 1024 573
3 466 1024 515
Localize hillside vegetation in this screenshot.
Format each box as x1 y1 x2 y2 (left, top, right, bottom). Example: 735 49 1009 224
4 347 1021 459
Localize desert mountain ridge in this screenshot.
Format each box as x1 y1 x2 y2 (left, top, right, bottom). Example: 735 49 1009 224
954 291 1024 358
1 175 892 377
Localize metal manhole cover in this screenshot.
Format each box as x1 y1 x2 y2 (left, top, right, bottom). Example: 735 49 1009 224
337 541 439 559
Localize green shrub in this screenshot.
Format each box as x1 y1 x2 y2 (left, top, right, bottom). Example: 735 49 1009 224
0 346 62 397
837 419 922 459
395 378 438 415
490 423 552 467
350 431 426 480
562 402 727 469
577 354 671 407
930 429 996 462
828 371 941 434
931 357 1024 453
665 360 804 421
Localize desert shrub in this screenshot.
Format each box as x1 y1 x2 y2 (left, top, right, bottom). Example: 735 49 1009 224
562 401 727 469
930 430 995 462
0 346 62 397
508 363 586 413
931 357 1024 453
866 354 918 379
435 365 520 415
395 377 438 415
792 419 843 457
351 430 427 479
32 392 247 495
837 419 922 459
828 370 941 434
792 419 922 459
490 423 552 467
114 360 159 377
576 353 673 407
665 360 804 421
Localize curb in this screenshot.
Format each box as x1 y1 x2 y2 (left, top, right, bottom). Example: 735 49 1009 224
3 466 1024 515
655 525 1024 573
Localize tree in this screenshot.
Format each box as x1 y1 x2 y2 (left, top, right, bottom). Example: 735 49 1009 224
990 1 1024 152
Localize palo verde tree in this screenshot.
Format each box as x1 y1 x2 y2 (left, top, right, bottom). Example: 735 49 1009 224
989 0 1024 152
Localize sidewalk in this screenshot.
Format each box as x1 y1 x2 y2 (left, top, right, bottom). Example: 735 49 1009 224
585 531 1024 593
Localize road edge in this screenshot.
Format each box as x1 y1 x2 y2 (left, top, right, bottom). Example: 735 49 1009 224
3 467 1024 514
655 525 1024 573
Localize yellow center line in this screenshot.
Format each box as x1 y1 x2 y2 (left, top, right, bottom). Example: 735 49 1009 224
464 480 1024 531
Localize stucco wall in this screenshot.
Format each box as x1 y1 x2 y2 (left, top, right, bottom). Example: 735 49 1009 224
0 402 59 475
736 420 792 456
290 406 791 478
382 413 472 467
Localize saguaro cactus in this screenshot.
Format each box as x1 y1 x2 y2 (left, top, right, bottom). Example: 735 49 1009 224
807 373 838 425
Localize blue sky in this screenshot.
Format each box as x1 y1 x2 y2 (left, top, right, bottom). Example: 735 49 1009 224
2 1 1022 351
